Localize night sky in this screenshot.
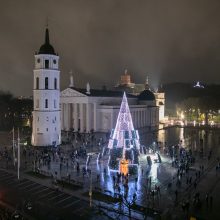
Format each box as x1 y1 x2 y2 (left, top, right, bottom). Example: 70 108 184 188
1 0 220 96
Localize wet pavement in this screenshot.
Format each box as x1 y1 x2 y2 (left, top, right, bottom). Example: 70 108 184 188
0 126 220 219
0 169 93 219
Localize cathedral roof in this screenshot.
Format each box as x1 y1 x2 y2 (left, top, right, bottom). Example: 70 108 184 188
73 88 136 98
38 28 56 55
138 89 155 101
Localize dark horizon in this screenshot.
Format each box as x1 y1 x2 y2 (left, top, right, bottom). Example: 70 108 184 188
1 0 220 96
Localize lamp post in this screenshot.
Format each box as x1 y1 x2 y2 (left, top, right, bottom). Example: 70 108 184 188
89 171 92 207
17 128 20 180
12 127 15 167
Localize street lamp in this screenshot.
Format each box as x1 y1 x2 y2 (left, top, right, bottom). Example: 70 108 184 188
12 127 16 167
17 128 20 180
89 171 92 207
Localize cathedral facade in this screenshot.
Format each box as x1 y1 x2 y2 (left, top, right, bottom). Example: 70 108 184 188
60 77 159 133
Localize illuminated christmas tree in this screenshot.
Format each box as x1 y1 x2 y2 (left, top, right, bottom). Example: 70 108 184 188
108 92 140 174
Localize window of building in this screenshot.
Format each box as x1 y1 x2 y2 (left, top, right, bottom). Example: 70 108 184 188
55 116 56 121
54 78 57 89
37 58 40 63
45 59 49 69
46 128 48 131
45 77 48 89
53 59 56 64
36 99 39 108
54 100 56 108
37 128 39 131
45 99 48 108
46 116 49 121
55 127 56 131
36 77 39 89
37 117 39 121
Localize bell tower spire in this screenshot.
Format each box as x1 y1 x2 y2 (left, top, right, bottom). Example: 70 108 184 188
38 23 55 55
45 28 50 45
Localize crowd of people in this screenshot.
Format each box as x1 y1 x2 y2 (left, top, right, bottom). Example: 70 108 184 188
0 129 220 219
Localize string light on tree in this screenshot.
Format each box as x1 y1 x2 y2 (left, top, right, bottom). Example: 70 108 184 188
108 92 140 175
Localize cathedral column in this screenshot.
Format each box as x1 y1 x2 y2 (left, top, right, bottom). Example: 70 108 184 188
139 110 142 128
110 109 113 130
80 103 83 132
138 110 141 128
66 103 70 131
73 103 78 131
135 110 138 128
86 103 90 132
71 103 74 129
140 110 142 128
63 104 67 130
93 103 96 131
61 103 64 130
143 109 146 127
134 111 136 128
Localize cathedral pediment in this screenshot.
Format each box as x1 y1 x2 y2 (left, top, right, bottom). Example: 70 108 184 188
61 88 87 97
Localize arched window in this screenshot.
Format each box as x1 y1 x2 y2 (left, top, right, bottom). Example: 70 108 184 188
36 77 39 89
45 99 48 108
54 78 57 89
54 100 56 108
45 77 48 89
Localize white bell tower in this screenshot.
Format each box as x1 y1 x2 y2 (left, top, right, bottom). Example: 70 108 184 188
31 27 61 147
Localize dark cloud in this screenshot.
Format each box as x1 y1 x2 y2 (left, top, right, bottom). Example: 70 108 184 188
0 0 220 96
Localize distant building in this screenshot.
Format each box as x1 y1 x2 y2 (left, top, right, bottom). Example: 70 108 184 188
114 69 145 95
193 81 205 88
31 28 61 147
115 70 165 122
60 74 159 133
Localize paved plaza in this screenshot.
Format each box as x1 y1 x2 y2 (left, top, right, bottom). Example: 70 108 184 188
0 127 220 219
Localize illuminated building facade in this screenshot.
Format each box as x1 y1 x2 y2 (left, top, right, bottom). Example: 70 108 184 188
60 75 159 133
